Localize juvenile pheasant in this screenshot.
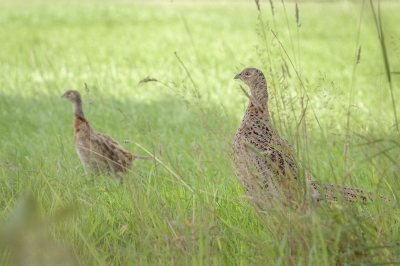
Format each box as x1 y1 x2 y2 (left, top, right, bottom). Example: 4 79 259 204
232 68 387 207
62 90 146 181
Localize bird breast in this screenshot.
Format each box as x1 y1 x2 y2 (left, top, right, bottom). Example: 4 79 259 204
73 118 93 164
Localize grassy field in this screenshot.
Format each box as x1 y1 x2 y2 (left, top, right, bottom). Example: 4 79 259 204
1 0 400 264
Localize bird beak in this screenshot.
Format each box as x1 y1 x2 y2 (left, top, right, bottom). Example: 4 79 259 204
234 73 241 80
61 93 66 98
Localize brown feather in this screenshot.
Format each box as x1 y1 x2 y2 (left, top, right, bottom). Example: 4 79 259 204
62 90 133 181
231 68 388 207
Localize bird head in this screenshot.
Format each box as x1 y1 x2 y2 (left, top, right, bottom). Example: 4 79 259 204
61 90 82 103
234 68 263 87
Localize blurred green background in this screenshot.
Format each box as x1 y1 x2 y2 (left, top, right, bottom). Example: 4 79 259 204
1 0 400 265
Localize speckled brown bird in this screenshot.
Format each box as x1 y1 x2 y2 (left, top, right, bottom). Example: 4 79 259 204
62 90 137 182
232 67 387 207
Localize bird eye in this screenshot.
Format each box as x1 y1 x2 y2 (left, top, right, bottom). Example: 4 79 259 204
244 72 251 77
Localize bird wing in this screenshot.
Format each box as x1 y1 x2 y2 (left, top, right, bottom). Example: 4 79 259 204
89 131 133 172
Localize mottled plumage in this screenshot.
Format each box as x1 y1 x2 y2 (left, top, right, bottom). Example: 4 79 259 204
232 68 386 207
62 90 133 181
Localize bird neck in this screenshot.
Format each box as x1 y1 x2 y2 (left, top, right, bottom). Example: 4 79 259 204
72 99 85 120
249 78 269 112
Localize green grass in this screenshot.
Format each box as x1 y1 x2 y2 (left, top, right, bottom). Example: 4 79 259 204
1 0 400 265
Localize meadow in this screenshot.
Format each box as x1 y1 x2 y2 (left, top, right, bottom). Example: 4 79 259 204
1 0 400 264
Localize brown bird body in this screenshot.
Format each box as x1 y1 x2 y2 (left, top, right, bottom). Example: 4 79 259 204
62 90 133 181
232 68 386 207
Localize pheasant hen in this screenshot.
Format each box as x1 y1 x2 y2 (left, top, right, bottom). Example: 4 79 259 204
232 68 387 207
62 90 137 181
